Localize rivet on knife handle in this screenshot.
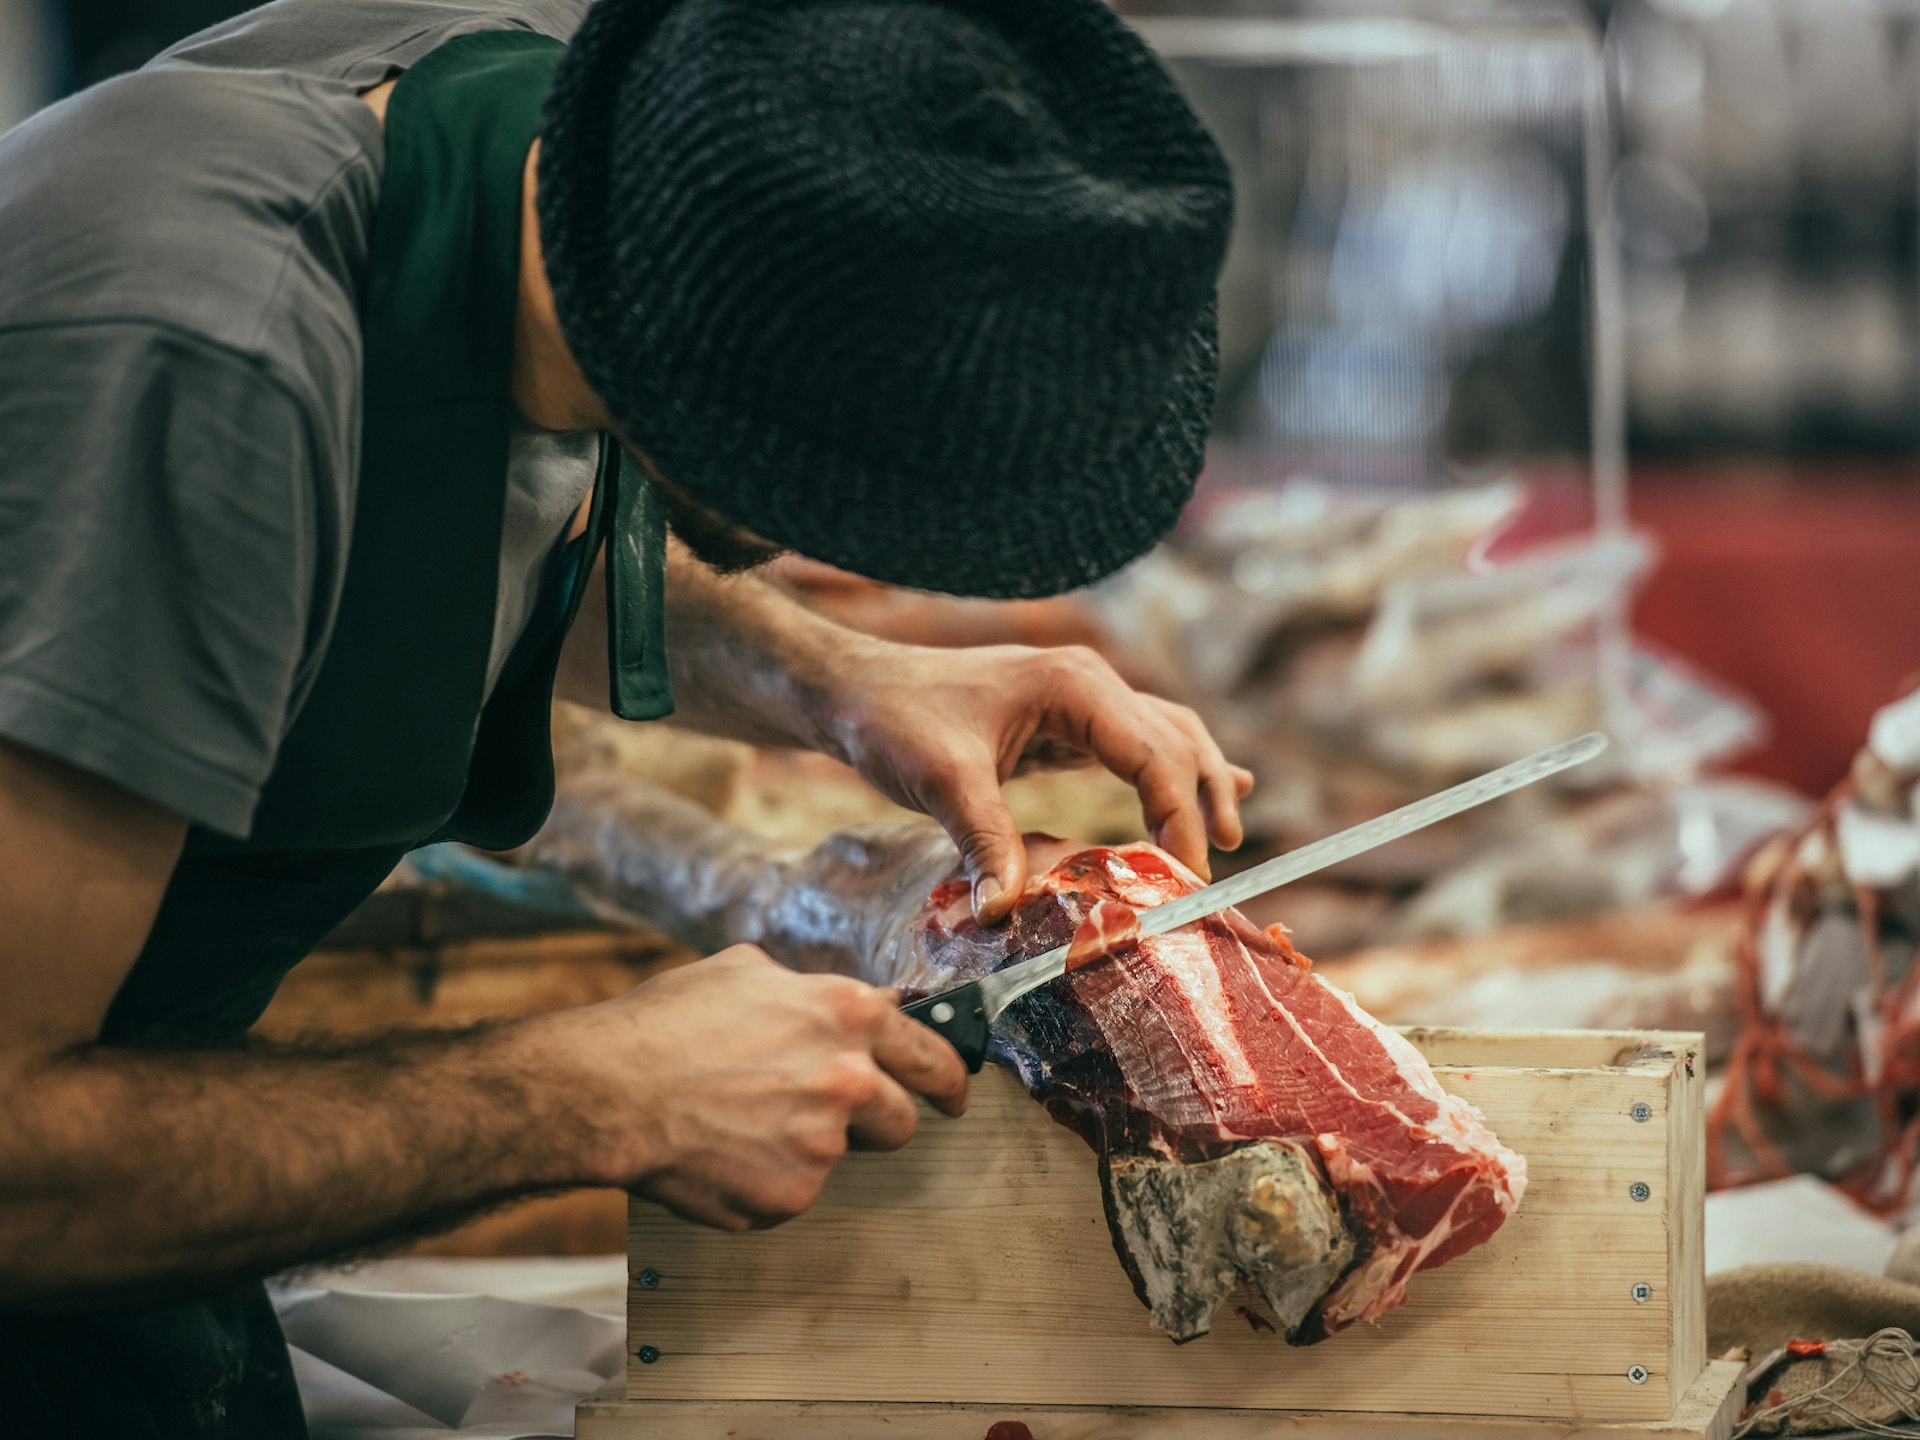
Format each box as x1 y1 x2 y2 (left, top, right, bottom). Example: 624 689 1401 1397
902 982 989 1072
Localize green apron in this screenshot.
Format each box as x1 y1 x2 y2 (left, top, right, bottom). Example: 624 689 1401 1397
0 32 671 1437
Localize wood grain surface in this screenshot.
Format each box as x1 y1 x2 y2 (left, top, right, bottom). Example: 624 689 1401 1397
579 1359 1743 1439
623 1029 1706 1422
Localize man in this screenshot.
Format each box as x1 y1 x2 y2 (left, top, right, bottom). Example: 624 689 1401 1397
0 0 1237 1432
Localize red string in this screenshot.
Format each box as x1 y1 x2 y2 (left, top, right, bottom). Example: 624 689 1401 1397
1711 771 1920 1215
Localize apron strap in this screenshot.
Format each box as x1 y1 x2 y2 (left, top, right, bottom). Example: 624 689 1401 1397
603 446 676 721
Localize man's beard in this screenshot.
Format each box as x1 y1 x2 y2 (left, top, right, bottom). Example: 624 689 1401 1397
645 467 789 577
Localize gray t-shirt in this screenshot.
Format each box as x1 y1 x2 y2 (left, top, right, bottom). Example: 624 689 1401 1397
0 0 594 838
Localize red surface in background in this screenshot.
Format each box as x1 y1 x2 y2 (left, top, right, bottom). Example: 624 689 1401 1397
1628 465 1920 797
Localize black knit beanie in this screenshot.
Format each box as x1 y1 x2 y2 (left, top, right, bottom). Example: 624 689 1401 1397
537 0 1232 599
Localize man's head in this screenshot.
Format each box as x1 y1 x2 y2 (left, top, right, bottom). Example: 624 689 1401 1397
538 0 1232 600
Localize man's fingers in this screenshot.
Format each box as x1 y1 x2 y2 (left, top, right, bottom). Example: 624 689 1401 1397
1035 659 1221 881
874 1006 971 1118
1156 699 1249 853
1150 793 1212 881
1104 720 1213 880
1200 770 1245 852
847 1070 922 1151
920 757 1029 924
1120 747 1212 880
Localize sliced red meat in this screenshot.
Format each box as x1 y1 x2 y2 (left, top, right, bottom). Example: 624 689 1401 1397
909 841 1526 1340
1066 898 1141 972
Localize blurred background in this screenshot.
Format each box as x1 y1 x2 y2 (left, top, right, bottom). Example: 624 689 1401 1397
6 0 1919 1247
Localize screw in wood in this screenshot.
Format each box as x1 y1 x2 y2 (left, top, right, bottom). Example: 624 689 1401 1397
1629 1181 1651 1202
1631 1283 1652 1303
639 1269 661 1290
1627 1365 1649 1384
637 1346 661 1364
1630 1102 1652 1123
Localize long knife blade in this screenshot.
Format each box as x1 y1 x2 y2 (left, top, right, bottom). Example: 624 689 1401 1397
967 730 1608 1025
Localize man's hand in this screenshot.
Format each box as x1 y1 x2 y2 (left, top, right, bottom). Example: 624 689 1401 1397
814 641 1253 924
558 946 969 1230
0 738 964 1305
621 546 1254 926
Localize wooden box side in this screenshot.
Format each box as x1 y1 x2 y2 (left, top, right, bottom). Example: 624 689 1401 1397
1399 1028 1702 1071
1664 1037 1707 1398
626 1030 1702 1422
580 1359 1749 1440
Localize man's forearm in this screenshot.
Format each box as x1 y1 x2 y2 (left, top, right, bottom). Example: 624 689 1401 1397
656 541 878 752
0 1013 600 1308
553 540 880 752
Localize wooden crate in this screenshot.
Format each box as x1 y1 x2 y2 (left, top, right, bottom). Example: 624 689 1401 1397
584 1029 1738 1438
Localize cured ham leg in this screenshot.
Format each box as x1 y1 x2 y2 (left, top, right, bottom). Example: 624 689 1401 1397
523 776 1526 1342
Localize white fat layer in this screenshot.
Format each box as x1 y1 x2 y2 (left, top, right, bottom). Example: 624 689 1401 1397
1100 929 1263 1123
1061 850 1261 1125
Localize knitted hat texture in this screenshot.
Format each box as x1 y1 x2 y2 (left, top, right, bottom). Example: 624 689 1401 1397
538 0 1232 598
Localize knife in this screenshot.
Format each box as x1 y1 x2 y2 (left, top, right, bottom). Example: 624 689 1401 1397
901 730 1608 1071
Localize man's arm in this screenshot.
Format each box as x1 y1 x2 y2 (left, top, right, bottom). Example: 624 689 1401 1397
0 740 966 1309
557 536 850 748
558 540 1253 923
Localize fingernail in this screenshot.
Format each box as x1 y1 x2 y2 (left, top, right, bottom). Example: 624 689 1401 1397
972 876 1003 922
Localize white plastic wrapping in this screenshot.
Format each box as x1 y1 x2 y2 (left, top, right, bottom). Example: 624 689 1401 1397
520 772 954 984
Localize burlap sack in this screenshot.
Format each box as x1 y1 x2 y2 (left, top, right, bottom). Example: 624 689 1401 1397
1710 1264 1920 1436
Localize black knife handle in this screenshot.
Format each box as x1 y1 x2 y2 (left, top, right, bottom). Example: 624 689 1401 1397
901 982 988 1073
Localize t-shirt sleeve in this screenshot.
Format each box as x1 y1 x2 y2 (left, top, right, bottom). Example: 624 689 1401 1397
0 320 332 836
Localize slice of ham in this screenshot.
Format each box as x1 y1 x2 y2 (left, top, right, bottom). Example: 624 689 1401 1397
1065 897 1141 972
